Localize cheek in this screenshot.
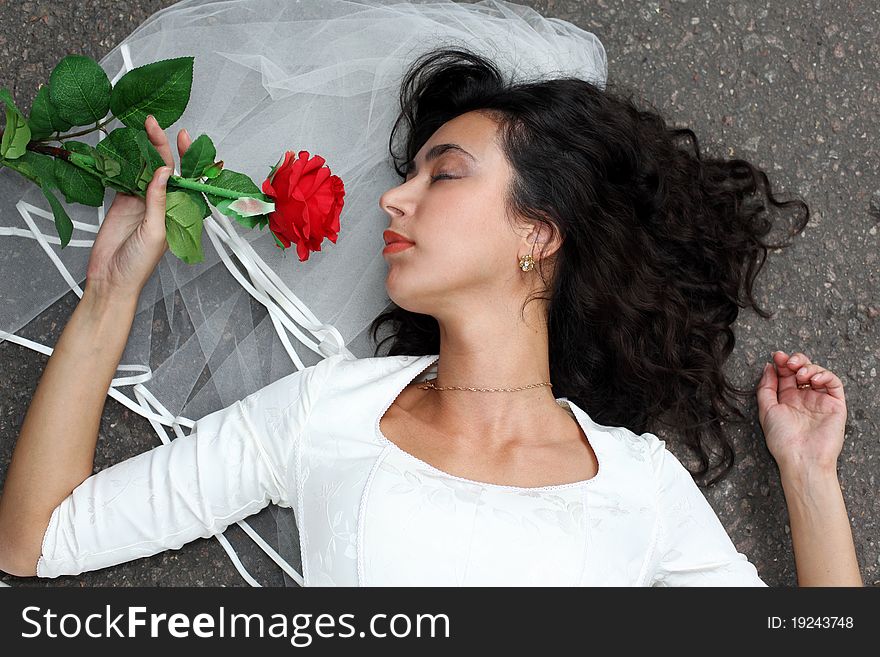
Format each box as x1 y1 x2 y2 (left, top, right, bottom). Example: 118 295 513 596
432 222 514 278
420 187 513 267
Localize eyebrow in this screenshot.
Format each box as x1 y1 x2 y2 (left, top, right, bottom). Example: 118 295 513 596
405 143 476 176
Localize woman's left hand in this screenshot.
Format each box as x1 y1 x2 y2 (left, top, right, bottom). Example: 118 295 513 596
756 350 847 474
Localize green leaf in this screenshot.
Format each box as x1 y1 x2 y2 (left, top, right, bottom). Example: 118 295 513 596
266 153 285 181
164 190 205 264
48 55 112 127
165 217 203 265
110 57 194 130
3 145 77 248
271 231 286 250
0 88 24 114
203 160 224 179
63 143 133 195
61 140 93 155
134 158 154 194
180 134 215 178
227 196 274 216
131 130 168 194
185 188 212 219
0 88 32 159
102 177 138 195
53 158 105 206
215 197 265 229
1 150 58 188
65 140 122 178
38 182 73 249
27 85 72 140
96 127 158 190
203 169 269 207
133 129 166 172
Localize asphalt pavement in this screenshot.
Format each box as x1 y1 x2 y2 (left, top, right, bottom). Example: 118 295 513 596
1 0 877 587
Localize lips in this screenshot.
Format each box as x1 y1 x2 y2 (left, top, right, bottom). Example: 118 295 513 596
383 229 414 246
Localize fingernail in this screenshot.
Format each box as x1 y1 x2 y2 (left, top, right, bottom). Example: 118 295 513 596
183 128 190 139
159 167 171 183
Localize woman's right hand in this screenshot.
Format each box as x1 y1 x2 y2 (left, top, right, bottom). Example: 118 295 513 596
84 115 193 301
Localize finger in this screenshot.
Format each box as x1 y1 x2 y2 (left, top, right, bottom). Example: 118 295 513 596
756 361 779 424
794 362 826 388
808 366 833 391
770 350 798 394
178 128 192 159
144 166 172 242
145 114 175 170
807 368 846 402
784 351 812 371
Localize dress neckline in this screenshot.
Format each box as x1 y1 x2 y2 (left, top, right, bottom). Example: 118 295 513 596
374 354 606 492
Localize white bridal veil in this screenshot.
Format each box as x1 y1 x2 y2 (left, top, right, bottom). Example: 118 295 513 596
0 0 607 586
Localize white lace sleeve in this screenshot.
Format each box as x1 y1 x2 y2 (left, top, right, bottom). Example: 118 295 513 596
646 434 769 587
36 359 326 579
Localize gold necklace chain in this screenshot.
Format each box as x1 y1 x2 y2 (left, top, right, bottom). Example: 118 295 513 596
416 359 552 392
417 380 553 392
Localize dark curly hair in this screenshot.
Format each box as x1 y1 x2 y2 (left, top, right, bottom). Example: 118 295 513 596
368 46 809 487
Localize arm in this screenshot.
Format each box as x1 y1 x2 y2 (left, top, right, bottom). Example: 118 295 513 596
1 278 327 579
34 363 315 579
0 115 190 577
646 435 768 587
0 283 136 576
779 463 863 587
759 350 863 586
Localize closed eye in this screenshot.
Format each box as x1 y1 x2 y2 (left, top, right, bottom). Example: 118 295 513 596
430 173 456 182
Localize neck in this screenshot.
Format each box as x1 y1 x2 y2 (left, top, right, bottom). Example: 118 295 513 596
417 303 560 447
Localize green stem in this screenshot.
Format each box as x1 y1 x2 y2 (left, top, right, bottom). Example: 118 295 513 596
4 138 267 204
34 117 115 143
0 128 72 160
65 153 263 200
167 176 253 199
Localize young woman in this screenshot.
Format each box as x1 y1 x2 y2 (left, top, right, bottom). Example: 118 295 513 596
0 1 863 586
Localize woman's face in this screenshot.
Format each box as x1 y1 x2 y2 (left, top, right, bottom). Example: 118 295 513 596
379 110 531 317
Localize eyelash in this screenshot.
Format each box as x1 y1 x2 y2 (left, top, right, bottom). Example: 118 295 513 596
405 172 455 184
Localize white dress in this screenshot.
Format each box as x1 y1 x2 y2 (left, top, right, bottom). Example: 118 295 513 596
37 353 767 586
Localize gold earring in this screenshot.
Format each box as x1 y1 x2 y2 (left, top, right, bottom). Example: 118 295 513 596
518 235 539 272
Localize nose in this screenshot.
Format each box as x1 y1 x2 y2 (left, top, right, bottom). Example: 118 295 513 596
379 183 407 218
382 201 403 216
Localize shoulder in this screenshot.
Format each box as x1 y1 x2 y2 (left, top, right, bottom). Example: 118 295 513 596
276 352 415 382
294 353 438 436
238 353 409 413
590 417 666 468
308 353 435 398
621 428 688 487
596 425 707 524
320 353 427 378
547 401 679 482
592 420 687 493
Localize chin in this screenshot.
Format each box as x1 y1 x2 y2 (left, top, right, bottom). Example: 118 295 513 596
385 278 428 316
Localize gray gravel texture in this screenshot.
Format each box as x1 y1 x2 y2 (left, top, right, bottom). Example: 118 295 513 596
0 0 877 587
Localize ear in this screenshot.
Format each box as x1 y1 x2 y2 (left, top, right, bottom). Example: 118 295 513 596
524 222 562 261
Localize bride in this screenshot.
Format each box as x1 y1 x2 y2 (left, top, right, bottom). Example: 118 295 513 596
0 0 862 586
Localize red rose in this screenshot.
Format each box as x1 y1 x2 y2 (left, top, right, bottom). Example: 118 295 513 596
261 150 345 262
